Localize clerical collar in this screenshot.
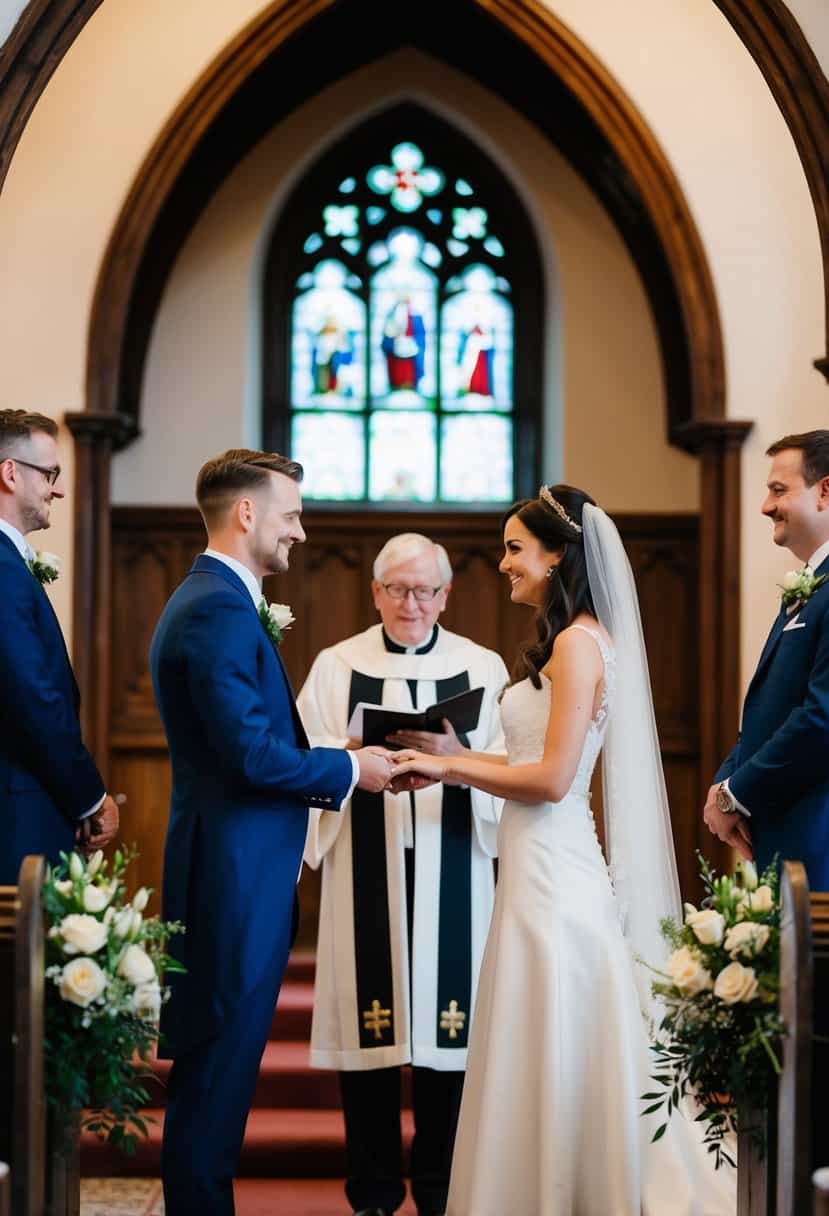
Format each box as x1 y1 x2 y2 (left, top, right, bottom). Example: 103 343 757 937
382 625 439 655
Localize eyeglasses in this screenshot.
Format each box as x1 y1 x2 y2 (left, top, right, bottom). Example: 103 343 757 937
381 583 443 602
13 458 61 486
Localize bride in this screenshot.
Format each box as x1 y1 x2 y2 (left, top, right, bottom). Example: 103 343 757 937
392 485 735 1216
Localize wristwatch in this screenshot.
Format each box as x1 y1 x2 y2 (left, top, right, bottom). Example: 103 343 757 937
715 782 737 815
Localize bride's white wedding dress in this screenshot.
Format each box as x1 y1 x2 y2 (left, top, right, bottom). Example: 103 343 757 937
446 625 735 1216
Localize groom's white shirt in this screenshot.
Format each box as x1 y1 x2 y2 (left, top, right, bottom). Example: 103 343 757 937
0 517 34 562
0 518 104 819
202 548 360 801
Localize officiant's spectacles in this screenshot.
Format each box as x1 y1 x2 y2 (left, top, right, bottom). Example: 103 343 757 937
13 458 62 486
381 583 443 602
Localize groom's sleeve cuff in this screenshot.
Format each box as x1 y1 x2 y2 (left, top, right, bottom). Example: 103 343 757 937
79 793 107 821
723 778 750 818
340 752 360 810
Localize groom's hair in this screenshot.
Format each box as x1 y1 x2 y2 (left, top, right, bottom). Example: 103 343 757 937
766 431 829 486
196 448 303 527
0 410 58 458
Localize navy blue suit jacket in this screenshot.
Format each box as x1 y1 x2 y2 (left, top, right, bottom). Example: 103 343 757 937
0 530 105 883
715 554 829 887
150 555 352 1056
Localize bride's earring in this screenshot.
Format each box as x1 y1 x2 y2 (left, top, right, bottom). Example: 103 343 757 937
546 567 556 580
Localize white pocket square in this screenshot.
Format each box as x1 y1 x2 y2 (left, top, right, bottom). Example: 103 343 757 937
783 617 806 631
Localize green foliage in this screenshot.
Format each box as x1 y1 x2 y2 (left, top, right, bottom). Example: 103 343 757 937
43 848 185 1155
641 855 784 1169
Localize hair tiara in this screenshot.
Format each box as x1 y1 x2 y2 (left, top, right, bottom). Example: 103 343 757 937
538 485 583 533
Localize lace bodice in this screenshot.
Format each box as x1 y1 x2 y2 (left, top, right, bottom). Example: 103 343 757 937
499 625 616 799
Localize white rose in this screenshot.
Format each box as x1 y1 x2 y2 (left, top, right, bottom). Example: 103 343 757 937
117 943 156 985
132 887 149 912
782 570 802 592
744 885 774 914
686 908 725 947
268 603 294 631
724 921 770 959
36 550 61 574
53 879 74 897
69 853 84 881
113 907 134 939
665 946 713 996
714 961 759 1005
59 913 108 955
683 902 698 918
86 850 104 878
130 979 162 1022
83 882 114 913
60 957 107 1008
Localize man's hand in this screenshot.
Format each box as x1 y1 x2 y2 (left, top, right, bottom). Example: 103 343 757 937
702 784 753 861
387 718 464 756
77 794 121 854
354 747 394 794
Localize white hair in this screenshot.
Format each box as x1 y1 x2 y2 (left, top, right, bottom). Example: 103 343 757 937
373 532 453 584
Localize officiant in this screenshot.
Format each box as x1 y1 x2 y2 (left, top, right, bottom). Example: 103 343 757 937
298 532 508 1216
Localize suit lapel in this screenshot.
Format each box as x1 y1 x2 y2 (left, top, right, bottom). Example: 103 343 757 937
749 554 829 693
191 555 309 748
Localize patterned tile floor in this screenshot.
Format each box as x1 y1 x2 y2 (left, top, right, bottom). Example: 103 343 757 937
80 1178 419 1215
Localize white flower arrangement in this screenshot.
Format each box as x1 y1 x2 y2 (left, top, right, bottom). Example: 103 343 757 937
44 847 184 1152
29 550 61 585
642 856 783 1169
258 599 295 646
780 566 828 608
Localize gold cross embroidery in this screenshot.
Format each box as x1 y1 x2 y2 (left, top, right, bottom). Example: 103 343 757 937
439 999 466 1040
362 999 392 1041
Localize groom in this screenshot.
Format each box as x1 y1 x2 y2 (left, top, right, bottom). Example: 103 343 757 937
151 449 393 1216
704 429 829 888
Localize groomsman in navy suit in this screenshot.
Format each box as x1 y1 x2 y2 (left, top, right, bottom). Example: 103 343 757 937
704 429 829 890
151 449 394 1216
0 409 119 884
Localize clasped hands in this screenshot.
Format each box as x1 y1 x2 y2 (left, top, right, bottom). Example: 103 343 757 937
352 718 464 794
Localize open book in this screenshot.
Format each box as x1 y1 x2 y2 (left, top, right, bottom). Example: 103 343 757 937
347 685 485 748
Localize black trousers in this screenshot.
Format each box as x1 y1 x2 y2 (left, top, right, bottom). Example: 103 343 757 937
339 1064 464 1214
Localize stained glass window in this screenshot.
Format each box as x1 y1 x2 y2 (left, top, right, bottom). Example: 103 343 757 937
264 108 542 505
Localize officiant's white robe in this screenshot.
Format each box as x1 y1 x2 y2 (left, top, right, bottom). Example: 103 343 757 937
299 624 507 1072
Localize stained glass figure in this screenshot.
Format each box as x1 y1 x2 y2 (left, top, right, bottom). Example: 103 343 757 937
441 265 513 410
370 230 437 406
367 142 444 213
292 412 365 499
291 261 365 408
369 412 436 501
441 414 513 502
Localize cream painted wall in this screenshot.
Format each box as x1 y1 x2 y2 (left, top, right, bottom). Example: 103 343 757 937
0 0 27 47
785 0 829 79
115 50 691 519
0 0 824 706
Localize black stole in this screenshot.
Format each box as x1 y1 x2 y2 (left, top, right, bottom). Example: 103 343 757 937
348 652 473 1052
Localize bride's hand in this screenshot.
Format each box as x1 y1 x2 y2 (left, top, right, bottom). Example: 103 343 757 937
390 751 467 789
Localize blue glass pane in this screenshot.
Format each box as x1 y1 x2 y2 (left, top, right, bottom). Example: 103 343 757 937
367 143 444 213
304 233 323 254
292 413 365 500
441 265 513 411
291 261 365 409
369 412 436 501
426 209 442 225
441 415 513 502
447 239 469 257
324 205 359 237
370 229 437 408
456 179 474 196
339 177 357 194
366 206 386 226
341 238 361 255
484 236 505 258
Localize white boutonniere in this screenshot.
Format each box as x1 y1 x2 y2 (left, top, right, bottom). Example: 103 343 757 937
780 566 828 609
29 550 61 585
258 599 295 646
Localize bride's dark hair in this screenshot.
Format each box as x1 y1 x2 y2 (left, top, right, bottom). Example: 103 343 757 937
502 484 597 689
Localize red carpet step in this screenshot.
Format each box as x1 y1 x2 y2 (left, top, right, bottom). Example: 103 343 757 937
81 954 414 1180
